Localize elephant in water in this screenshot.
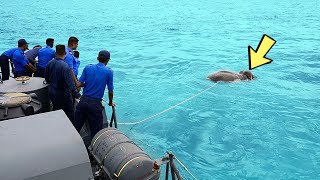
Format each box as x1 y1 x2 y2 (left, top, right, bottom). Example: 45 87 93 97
207 70 254 82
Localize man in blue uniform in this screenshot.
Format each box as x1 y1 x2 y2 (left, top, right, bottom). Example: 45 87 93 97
25 45 42 66
0 47 18 80
74 50 114 138
35 38 55 77
13 39 36 77
65 37 80 86
45 44 80 122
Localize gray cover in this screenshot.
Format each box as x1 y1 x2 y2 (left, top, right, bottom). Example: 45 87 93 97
0 77 50 112
0 77 48 93
91 128 160 180
0 110 93 180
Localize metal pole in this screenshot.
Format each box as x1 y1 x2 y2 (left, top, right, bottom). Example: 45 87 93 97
165 162 169 180
110 106 117 128
169 153 176 180
109 117 113 127
112 106 117 128
171 160 183 180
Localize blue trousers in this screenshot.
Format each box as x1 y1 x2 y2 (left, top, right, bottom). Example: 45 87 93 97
48 87 75 123
35 67 45 78
14 71 32 78
0 55 10 80
74 96 104 139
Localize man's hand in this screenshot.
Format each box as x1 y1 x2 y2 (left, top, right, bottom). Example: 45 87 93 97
76 80 82 88
26 63 36 73
75 80 82 91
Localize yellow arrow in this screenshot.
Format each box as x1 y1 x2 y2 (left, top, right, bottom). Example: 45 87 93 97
248 34 276 70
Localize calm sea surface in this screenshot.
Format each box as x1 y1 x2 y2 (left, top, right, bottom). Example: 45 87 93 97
1 0 319 179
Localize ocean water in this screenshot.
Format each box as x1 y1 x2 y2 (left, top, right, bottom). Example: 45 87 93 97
1 0 320 179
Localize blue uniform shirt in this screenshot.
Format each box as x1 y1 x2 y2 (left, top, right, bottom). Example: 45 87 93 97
79 63 113 99
2 48 19 59
13 49 29 72
65 47 78 75
37 46 55 68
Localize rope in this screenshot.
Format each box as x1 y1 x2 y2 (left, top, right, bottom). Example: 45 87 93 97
175 156 198 180
118 82 219 125
113 82 218 179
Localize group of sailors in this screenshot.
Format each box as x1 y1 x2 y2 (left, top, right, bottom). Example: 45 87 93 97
0 37 114 139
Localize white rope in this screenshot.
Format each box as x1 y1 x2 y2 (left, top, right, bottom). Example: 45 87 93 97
175 156 198 180
118 82 219 125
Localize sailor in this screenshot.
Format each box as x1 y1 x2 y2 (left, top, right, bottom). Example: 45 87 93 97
44 44 80 122
74 50 114 138
65 36 80 86
73 50 80 77
25 45 42 66
35 38 55 77
0 47 19 80
13 39 36 77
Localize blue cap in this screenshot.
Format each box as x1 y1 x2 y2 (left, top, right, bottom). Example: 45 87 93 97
18 39 28 46
98 50 110 59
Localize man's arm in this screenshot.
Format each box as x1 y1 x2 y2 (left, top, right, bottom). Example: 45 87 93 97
14 52 36 73
25 63 36 73
70 69 81 87
107 71 114 106
108 91 114 106
65 54 81 87
24 55 36 73
64 68 80 99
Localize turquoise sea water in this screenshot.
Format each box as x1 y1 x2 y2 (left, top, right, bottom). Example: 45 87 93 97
1 0 320 179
